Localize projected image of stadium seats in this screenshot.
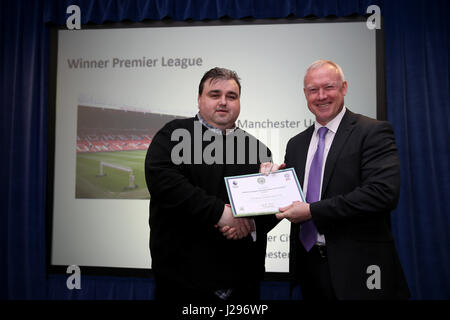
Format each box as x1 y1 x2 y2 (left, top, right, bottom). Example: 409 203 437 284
76 105 184 199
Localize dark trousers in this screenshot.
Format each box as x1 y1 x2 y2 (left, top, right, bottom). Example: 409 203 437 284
154 276 261 302
298 245 337 300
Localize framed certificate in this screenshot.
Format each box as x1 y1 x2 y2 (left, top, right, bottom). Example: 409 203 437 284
224 168 305 217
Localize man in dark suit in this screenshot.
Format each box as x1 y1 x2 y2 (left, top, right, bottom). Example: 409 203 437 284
262 60 410 299
145 67 276 301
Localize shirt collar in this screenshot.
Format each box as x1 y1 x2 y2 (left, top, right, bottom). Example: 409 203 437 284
196 112 237 135
314 106 346 134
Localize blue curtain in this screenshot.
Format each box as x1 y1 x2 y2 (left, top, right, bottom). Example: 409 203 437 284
1 0 49 299
383 0 450 299
2 0 449 300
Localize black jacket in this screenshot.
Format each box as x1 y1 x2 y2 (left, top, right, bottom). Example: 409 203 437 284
286 109 410 299
145 116 277 291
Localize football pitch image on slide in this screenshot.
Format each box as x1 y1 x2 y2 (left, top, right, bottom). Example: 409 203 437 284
75 105 183 199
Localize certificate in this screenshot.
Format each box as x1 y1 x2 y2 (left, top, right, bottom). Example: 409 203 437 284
224 168 305 217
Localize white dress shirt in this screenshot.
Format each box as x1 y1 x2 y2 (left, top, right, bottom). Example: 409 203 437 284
302 106 346 245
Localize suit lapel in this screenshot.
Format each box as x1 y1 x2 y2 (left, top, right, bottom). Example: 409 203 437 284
321 109 357 197
296 126 314 188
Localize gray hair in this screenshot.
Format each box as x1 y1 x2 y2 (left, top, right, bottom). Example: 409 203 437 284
303 60 346 87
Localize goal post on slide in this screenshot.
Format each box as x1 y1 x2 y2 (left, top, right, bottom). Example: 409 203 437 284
97 161 137 190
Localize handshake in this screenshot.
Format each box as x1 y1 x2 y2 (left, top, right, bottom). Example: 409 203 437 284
216 162 286 240
216 204 255 240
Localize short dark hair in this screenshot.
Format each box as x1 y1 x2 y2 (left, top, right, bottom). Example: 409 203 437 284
198 67 241 96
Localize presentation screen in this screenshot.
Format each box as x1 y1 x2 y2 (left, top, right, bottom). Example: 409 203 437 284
49 18 378 275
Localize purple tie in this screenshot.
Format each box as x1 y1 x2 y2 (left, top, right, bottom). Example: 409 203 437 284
300 126 328 251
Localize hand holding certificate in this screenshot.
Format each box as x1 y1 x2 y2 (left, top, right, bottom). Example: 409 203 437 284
224 168 305 217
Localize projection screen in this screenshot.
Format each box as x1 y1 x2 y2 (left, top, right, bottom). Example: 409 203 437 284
49 19 378 274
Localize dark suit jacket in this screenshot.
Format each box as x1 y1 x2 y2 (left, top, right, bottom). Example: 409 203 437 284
285 109 410 299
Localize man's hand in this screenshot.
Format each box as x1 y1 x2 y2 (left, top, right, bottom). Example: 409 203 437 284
259 162 286 175
275 201 312 224
216 205 254 240
219 219 256 240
